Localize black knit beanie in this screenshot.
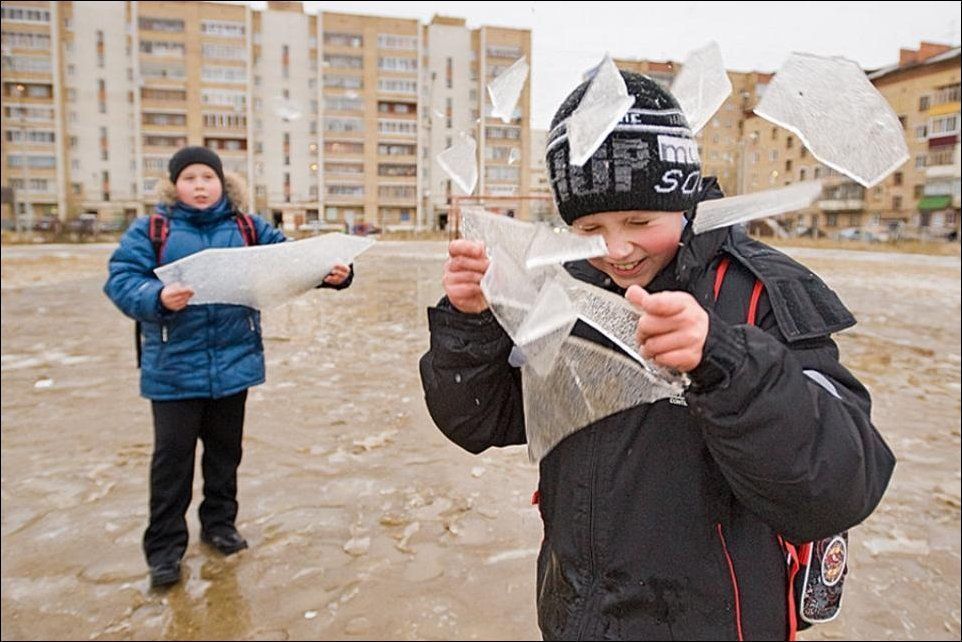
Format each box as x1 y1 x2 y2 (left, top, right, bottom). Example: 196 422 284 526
546 70 702 224
168 146 225 186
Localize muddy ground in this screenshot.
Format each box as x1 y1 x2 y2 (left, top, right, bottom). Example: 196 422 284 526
1 241 959 640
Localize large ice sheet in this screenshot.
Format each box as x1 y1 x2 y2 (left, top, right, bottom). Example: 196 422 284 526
155 233 374 309
692 180 823 235
567 53 635 166
754 52 909 187
464 208 685 461
487 56 529 124
671 42 732 134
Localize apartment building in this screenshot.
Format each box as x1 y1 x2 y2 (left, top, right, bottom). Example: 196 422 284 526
1 1 532 233
1 0 65 227
422 15 531 229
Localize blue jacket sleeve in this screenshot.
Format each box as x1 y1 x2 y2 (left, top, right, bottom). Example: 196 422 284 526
251 214 288 245
103 218 170 323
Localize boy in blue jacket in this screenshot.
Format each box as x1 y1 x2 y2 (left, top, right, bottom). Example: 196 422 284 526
105 147 352 588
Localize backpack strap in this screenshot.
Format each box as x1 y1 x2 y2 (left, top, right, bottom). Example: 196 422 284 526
138 213 170 370
147 212 169 264
713 255 765 327
234 213 258 246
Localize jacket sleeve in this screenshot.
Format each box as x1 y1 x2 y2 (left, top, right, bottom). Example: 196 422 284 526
252 214 288 245
103 218 172 323
418 299 527 454
686 302 896 543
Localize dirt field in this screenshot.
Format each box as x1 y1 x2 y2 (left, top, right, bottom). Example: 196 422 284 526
1 241 959 640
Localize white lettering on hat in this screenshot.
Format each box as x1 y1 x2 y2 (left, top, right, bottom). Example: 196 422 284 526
657 135 700 165
655 169 701 195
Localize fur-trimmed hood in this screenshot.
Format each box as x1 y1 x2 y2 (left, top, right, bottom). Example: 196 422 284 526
155 171 249 212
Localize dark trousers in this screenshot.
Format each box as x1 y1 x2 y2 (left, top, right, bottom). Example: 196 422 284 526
143 391 247 566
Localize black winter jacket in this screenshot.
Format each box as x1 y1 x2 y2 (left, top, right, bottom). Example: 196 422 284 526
419 216 895 640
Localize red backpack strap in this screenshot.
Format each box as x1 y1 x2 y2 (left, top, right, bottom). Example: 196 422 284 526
148 212 169 264
234 213 258 246
713 256 731 301
713 255 765 326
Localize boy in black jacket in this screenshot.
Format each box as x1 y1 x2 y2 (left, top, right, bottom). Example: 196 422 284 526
419 71 895 640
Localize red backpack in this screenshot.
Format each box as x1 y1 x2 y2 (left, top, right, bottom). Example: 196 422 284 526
134 212 258 367
714 256 848 639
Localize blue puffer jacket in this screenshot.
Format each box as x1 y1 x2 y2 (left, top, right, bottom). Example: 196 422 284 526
105 175 289 400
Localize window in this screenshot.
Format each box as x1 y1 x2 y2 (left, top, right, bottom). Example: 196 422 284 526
200 20 245 38
377 78 416 94
929 114 959 137
915 125 928 140
325 96 364 112
324 32 362 48
324 141 364 154
139 40 185 56
324 75 362 89
378 143 416 156
378 57 417 72
201 66 247 83
202 44 246 60
915 154 927 169
934 84 961 105
1 31 51 49
0 7 51 23
325 117 364 133
893 172 903 186
377 163 416 177
324 54 363 69
918 95 930 111
892 196 902 210
138 17 184 32
377 119 417 136
377 34 417 50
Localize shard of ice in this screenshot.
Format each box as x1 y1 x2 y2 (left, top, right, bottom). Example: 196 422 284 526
523 337 680 462
154 233 374 309
670 41 732 134
566 53 635 166
487 56 529 124
512 280 578 378
463 208 685 461
508 148 521 165
437 134 479 195
692 180 823 235
754 52 909 187
270 96 303 122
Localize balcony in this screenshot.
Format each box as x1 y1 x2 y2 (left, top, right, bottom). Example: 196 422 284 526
818 199 865 212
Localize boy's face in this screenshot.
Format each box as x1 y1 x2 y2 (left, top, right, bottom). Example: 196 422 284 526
175 163 222 209
570 210 684 289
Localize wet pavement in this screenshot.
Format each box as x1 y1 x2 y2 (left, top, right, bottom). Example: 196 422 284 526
1 241 959 640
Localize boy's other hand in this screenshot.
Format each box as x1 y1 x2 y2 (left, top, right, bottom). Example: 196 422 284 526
627 285 708 373
324 263 351 286
160 283 194 311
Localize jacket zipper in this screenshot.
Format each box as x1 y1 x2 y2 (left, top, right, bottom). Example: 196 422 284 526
161 324 168 343
248 315 255 332
576 428 600 641
716 522 745 641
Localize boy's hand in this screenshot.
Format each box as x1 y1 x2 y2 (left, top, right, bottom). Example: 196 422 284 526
443 240 490 314
160 283 194 311
324 263 351 286
626 285 708 373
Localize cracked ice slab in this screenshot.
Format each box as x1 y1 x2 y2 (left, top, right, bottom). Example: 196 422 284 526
671 41 732 134
154 233 374 309
487 56 529 124
754 52 909 188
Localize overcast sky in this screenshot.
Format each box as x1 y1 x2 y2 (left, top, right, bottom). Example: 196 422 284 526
241 1 961 128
